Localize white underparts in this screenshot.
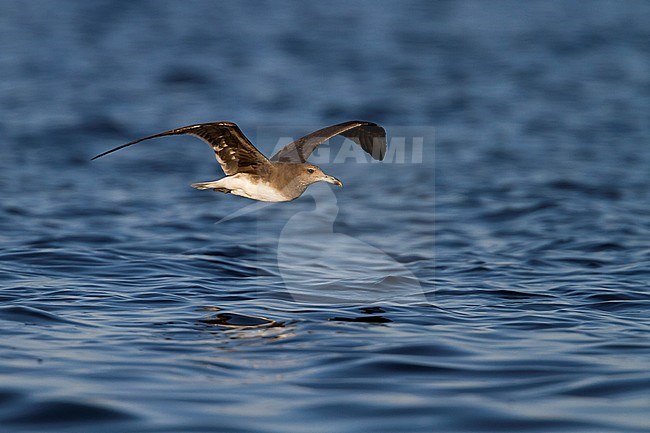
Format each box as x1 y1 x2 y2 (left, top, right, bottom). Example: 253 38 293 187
191 174 291 202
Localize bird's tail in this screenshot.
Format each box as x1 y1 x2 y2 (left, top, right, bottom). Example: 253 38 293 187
191 181 230 193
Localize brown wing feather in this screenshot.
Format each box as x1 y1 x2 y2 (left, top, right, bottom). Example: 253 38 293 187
270 120 387 163
92 121 269 175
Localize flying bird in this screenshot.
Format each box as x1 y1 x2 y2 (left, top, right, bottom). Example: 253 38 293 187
92 120 386 202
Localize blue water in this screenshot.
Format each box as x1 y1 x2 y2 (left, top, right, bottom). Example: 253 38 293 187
1 1 649 432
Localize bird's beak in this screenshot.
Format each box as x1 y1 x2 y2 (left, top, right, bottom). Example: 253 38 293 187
323 175 343 188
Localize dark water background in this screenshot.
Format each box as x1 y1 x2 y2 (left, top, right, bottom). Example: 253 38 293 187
1 1 649 432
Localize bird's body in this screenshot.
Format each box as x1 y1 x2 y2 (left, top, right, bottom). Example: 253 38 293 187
191 164 312 202
192 173 290 202
92 120 386 202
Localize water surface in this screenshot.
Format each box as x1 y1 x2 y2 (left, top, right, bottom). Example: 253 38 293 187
0 1 649 432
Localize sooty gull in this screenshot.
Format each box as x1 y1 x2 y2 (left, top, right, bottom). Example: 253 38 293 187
92 120 386 202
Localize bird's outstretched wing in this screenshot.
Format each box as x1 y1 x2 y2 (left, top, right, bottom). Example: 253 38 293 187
92 122 270 175
270 120 387 163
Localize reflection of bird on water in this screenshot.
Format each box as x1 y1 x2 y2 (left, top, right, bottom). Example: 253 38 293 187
277 184 426 306
92 120 386 202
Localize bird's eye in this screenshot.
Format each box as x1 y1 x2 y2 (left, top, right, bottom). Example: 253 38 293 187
307 168 315 174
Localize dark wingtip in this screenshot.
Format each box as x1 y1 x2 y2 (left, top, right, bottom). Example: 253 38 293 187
90 145 125 161
90 121 241 162
376 144 386 161
356 122 386 161
89 133 163 161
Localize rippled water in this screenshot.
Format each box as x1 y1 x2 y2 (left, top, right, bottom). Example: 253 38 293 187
1 1 649 432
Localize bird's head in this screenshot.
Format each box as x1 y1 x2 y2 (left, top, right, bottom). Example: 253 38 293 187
301 164 343 188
